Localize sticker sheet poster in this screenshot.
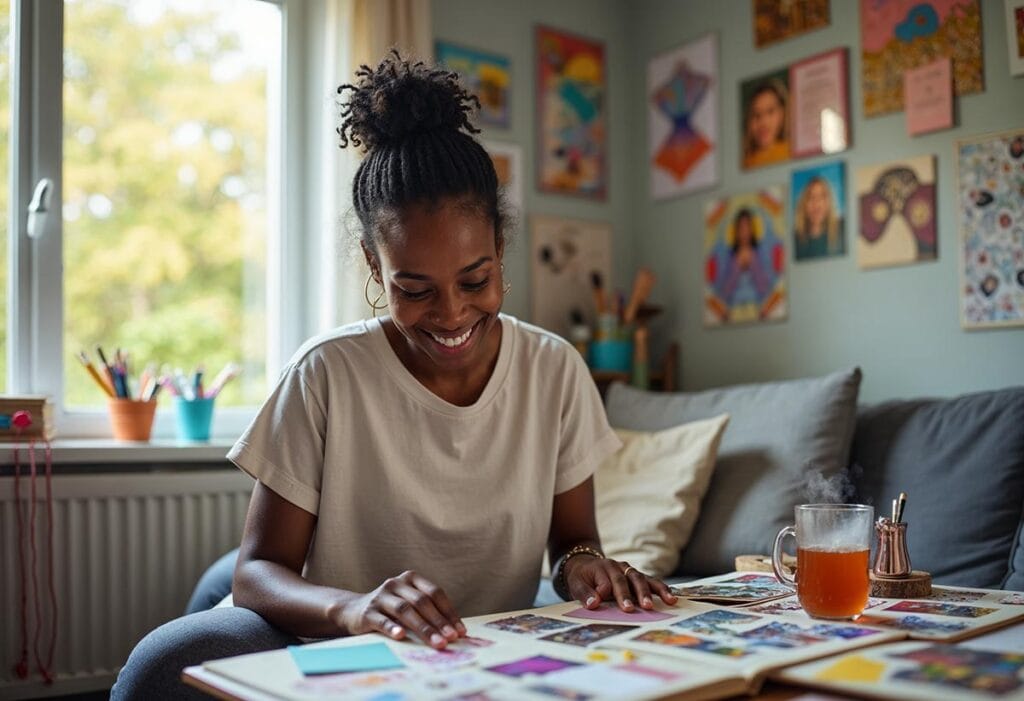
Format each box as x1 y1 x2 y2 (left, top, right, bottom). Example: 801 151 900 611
703 189 788 327
860 0 984 117
753 0 831 48
958 130 1024 329
855 156 937 270
648 33 718 200
435 41 510 128
536 26 607 199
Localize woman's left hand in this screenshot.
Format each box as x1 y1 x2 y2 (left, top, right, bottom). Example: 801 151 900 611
564 556 678 612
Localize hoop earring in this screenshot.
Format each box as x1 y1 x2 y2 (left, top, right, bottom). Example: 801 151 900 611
501 263 511 295
364 274 387 317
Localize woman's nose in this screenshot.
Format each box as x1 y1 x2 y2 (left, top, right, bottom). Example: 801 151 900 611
432 288 468 327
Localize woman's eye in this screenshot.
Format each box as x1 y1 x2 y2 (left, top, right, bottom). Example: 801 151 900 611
398 288 430 300
463 277 490 291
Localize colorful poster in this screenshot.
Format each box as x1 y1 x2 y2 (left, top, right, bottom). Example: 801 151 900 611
1006 0 1024 76
855 156 937 269
483 140 523 218
435 41 510 128
904 58 953 136
791 161 846 261
536 26 606 199
860 0 984 117
789 48 849 158
740 69 790 170
703 188 788 326
957 129 1024 329
648 33 718 200
753 0 831 48
530 215 612 338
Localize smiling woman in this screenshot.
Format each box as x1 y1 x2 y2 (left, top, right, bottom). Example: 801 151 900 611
112 50 677 700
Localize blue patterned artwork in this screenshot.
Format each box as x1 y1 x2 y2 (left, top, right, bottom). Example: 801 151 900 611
957 129 1024 329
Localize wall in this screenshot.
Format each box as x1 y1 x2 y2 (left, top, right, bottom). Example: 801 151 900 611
627 0 1024 402
431 0 635 323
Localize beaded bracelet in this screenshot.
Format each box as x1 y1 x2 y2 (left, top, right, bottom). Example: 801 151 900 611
552 544 604 601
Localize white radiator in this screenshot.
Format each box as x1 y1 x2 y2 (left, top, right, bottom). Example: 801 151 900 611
0 469 253 699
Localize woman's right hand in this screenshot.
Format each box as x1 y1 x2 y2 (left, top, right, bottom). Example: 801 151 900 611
337 570 466 649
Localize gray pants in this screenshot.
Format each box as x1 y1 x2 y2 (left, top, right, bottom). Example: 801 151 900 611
110 606 299 700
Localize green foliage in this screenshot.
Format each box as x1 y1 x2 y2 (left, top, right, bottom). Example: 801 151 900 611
62 0 275 407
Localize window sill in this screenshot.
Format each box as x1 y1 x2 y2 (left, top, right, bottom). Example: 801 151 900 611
0 438 236 467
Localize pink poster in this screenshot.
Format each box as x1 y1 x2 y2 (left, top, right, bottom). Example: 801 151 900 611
904 58 953 136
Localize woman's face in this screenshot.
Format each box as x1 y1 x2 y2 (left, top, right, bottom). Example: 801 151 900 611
369 198 504 374
749 90 784 151
804 181 831 234
736 216 754 247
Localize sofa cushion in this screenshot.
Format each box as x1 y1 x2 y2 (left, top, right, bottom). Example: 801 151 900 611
595 414 730 577
851 387 1024 589
606 368 862 576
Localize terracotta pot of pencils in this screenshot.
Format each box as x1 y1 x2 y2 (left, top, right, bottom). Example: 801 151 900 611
108 398 158 442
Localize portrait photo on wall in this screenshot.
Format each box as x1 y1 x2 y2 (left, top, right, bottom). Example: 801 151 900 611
791 161 846 261
855 155 937 270
536 25 607 199
860 0 984 117
648 33 718 200
957 129 1024 329
753 0 831 48
740 69 790 170
530 215 612 338
435 41 511 128
704 188 788 327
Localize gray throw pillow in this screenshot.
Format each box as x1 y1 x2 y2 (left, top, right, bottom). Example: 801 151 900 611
605 368 862 576
851 387 1024 589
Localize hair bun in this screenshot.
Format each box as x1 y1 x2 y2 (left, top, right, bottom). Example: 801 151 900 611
338 50 480 150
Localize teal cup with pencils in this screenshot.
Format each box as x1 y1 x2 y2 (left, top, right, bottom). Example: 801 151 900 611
174 397 215 442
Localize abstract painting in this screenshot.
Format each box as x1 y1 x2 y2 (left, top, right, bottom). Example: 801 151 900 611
754 0 831 47
536 26 606 199
860 0 984 117
855 156 937 269
957 129 1024 329
703 188 788 326
435 41 510 128
648 33 718 199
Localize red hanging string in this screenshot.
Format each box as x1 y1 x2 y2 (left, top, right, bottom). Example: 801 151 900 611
12 445 29 680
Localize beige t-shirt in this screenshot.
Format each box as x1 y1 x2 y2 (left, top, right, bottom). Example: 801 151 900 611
228 314 621 617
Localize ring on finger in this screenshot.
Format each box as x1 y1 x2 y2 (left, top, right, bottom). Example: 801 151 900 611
623 565 638 577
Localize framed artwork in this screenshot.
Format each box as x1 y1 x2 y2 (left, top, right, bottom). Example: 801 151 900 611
435 41 511 128
530 215 612 337
535 26 607 199
956 129 1024 329
789 48 849 158
860 0 984 117
648 33 718 200
855 155 937 270
753 0 830 48
904 58 954 136
483 140 523 217
703 188 788 326
791 161 846 261
740 68 790 170
1007 0 1024 77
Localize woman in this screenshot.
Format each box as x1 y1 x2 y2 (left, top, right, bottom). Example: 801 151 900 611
794 176 843 260
742 80 789 170
112 52 676 699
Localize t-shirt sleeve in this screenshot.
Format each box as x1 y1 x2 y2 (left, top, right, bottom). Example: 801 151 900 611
227 362 326 515
554 349 623 494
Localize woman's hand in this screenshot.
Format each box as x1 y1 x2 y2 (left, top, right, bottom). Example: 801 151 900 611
564 556 678 612
337 570 466 649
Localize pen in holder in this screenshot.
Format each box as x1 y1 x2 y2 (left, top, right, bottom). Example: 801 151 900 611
869 493 932 598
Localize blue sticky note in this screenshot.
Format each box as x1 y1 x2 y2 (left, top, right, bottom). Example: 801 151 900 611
288 642 404 676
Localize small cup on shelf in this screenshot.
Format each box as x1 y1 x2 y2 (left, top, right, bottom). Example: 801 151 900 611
107 398 158 442
174 396 215 442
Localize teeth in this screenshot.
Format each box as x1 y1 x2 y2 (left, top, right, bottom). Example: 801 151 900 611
430 325 473 348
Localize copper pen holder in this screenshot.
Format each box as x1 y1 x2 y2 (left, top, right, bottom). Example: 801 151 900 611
872 517 911 579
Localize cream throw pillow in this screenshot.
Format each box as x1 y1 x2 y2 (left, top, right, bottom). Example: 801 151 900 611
595 413 730 578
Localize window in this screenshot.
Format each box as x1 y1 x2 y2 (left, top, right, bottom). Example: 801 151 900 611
6 0 313 438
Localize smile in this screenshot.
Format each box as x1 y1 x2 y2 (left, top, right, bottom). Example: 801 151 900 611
426 320 480 352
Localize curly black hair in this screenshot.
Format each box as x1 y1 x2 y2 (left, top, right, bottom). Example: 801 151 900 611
337 50 507 260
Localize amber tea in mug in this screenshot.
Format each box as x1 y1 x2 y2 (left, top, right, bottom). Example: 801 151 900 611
772 504 873 620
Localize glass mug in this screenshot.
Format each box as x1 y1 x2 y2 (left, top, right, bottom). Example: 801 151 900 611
772 504 873 620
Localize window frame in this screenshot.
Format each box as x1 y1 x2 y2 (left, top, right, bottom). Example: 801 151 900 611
7 0 309 439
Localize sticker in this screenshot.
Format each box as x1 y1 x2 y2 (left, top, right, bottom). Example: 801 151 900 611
814 655 886 683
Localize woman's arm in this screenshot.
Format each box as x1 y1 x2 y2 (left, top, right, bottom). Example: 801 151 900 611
233 481 465 647
548 477 677 612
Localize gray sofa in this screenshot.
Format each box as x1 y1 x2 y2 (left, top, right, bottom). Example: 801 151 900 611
189 370 1024 613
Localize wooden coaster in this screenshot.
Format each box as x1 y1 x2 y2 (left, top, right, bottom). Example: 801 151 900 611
735 554 795 576
870 570 932 598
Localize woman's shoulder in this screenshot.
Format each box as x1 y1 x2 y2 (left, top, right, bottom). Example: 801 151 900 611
503 314 586 374
285 318 380 374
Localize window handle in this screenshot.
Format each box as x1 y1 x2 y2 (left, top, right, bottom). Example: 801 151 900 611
27 178 54 239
